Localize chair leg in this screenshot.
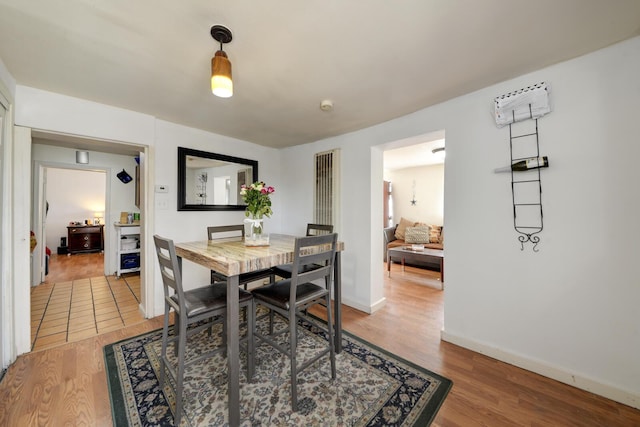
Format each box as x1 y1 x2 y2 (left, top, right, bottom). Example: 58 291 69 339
174 316 180 357
268 309 274 335
159 306 170 388
222 316 227 347
247 300 255 381
325 294 336 379
174 315 188 426
289 307 298 412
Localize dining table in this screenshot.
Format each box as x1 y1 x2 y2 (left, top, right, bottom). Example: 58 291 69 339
174 233 344 426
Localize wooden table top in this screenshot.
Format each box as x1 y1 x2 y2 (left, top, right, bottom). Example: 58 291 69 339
175 233 344 277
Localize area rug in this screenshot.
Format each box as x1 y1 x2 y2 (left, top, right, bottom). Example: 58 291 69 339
104 314 452 426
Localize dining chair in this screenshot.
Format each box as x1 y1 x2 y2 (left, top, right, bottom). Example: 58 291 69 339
153 234 254 425
251 233 338 411
272 223 334 281
207 225 275 289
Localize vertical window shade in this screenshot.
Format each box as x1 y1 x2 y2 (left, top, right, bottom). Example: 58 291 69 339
314 149 340 233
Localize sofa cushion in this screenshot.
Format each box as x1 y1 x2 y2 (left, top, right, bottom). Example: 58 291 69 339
404 225 431 244
395 217 415 240
428 225 442 243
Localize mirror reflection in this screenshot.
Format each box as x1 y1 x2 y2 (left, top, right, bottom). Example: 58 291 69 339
177 147 258 211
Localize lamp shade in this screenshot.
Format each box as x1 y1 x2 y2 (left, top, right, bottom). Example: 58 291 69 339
211 50 233 98
94 212 103 225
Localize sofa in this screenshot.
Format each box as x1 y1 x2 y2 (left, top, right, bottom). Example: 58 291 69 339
383 218 443 270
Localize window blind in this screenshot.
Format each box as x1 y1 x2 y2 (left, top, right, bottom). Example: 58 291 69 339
314 149 340 233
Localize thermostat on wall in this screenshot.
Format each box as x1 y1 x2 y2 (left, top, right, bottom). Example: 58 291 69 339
155 185 169 193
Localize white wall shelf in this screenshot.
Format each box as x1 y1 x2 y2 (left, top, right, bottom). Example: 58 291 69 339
114 223 140 277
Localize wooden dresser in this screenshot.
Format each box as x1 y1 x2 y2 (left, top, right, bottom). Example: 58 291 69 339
67 225 104 254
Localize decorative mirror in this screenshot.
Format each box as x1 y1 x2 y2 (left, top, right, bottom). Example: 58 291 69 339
177 147 258 211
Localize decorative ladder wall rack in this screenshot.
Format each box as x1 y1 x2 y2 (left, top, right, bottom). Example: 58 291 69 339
509 106 543 251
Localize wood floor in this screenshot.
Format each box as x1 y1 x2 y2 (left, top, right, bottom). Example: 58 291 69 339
1 263 638 425
31 253 144 351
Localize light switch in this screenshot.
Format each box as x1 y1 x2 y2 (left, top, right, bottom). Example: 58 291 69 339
155 185 169 193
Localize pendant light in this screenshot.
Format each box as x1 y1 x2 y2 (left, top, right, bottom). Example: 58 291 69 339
210 25 233 98
76 151 89 164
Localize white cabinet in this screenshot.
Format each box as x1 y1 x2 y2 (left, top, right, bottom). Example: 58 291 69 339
114 223 140 277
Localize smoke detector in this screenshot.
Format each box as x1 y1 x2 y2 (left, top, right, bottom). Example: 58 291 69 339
320 99 333 112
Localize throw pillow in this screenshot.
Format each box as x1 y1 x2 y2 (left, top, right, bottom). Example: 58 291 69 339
395 217 415 240
428 225 442 243
404 226 431 244
439 226 445 245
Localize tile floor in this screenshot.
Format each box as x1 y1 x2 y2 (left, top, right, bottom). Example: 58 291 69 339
30 273 144 351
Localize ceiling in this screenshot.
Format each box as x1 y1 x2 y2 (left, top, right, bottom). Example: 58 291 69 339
1 1 639 149
384 140 445 171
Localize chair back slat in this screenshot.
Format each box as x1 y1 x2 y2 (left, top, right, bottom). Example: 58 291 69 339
207 224 245 241
153 235 185 308
306 223 334 236
290 233 337 298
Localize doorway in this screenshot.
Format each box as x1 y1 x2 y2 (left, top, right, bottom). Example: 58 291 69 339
40 167 107 284
26 132 151 352
381 133 445 289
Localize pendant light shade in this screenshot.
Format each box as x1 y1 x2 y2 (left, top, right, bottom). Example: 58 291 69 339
211 50 232 98
210 25 233 98
76 150 89 164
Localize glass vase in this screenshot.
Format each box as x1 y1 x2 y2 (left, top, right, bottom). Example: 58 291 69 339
244 216 269 246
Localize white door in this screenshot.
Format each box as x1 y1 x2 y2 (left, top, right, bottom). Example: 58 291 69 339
12 126 32 357
0 91 7 369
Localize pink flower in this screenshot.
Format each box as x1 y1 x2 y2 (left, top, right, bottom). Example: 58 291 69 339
241 181 275 218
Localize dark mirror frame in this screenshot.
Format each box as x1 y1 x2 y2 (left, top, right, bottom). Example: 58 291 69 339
177 146 258 211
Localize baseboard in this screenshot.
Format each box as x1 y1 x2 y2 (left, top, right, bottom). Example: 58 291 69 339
369 297 387 313
341 296 386 314
138 303 146 318
440 330 640 410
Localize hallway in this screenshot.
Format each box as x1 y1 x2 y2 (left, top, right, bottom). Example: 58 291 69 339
30 253 144 351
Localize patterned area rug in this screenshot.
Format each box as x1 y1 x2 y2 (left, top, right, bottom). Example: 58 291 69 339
105 314 452 426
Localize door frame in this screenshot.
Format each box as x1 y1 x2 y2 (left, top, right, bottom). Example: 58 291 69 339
32 163 111 285
0 88 11 368
11 128 154 357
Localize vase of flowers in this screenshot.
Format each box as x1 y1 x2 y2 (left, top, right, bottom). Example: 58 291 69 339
240 181 275 246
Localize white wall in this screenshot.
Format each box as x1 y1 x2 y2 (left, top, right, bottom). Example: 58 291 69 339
44 168 106 251
441 36 640 407
151 119 281 314
281 36 640 407
0 57 16 100
15 86 156 146
385 164 444 226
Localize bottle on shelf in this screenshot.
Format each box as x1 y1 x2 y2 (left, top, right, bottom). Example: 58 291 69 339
494 156 549 173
